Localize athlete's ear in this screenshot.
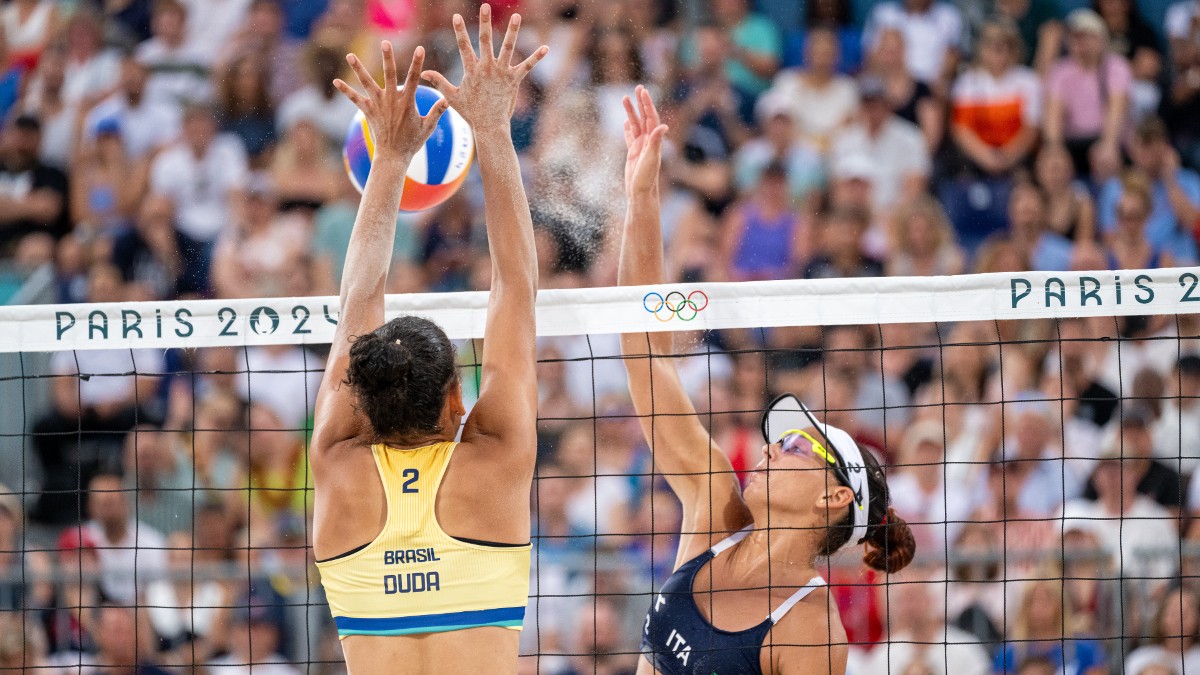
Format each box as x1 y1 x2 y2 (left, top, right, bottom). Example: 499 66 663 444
819 485 854 512
447 377 465 417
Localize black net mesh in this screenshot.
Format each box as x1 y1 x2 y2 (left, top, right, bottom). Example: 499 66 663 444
0 308 1198 674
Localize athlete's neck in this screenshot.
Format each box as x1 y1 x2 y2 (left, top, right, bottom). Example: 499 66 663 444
735 527 823 585
378 431 456 449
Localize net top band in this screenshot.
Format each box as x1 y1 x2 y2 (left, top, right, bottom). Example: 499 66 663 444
0 267 1197 353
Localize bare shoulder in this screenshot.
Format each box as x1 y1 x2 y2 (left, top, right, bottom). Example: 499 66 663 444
762 585 849 675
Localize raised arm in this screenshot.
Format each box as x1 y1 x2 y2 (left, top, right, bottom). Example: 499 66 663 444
311 43 449 456
422 5 547 461
618 86 751 563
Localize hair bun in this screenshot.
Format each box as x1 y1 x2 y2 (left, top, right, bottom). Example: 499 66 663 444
863 507 916 573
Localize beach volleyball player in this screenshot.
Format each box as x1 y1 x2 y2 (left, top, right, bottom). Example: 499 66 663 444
619 87 916 674
310 7 546 674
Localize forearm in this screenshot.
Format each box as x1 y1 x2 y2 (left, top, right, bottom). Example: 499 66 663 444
1100 95 1127 145
1001 126 1038 163
1165 173 1200 226
339 151 410 315
476 125 537 293
619 188 673 357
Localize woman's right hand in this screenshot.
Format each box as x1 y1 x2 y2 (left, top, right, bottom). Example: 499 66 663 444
333 42 449 163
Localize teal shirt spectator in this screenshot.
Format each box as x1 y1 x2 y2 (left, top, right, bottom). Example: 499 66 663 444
312 199 418 285
681 15 782 97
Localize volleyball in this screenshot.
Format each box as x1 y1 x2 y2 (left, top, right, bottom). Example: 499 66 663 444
342 84 474 212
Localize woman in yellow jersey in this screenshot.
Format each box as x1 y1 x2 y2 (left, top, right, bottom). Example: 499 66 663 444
310 7 547 674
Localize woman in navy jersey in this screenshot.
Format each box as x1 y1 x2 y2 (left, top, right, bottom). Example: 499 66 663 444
617 86 917 675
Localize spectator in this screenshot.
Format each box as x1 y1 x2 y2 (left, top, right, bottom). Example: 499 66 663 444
696 0 780 103
110 193 208 300
732 92 823 202
1084 403 1184 510
179 0 251 65
145 530 232 662
863 0 964 90
69 118 144 238
1 0 58 72
276 44 355 145
136 0 212 106
671 22 750 155
720 162 803 281
122 425 193 534
215 54 276 161
239 404 312 523
81 473 169 605
994 397 1084 519
802 206 885 279
858 567 992 674
420 193 477 292
212 174 308 298
804 0 862 73
0 113 68 260
1160 355 1200 479
1043 8 1130 180
864 26 943 151
1097 0 1163 125
83 52 181 162
18 49 75 169
1104 172 1184 269
1124 584 1200 674
831 75 931 211
1099 117 1200 262
59 10 122 107
1034 143 1096 243
1060 438 1180 582
994 576 1108 674
1052 317 1119 428
994 0 1061 72
886 194 966 277
216 0 303 105
0 486 51 612
585 28 644 147
206 587 298 675
886 421 977 558
32 265 164 525
84 603 172 675
149 103 249 246
767 26 859 154
233 341 321 432
559 598 638 675
949 19 1041 177
1006 181 1074 271
270 117 341 212
1059 522 1122 641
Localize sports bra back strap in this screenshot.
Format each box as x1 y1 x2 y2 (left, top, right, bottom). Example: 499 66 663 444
768 576 826 625
709 526 753 556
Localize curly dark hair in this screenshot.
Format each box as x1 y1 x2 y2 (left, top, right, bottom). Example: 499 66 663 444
816 446 916 573
345 316 457 441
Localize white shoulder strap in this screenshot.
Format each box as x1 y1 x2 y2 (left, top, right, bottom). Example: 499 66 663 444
768 576 827 624
709 526 753 556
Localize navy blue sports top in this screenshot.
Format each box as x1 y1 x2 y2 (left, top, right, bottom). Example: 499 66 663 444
640 527 826 675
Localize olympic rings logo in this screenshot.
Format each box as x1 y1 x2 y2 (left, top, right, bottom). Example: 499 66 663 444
643 290 709 322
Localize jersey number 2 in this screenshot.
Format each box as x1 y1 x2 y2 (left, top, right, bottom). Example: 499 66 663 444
401 468 419 494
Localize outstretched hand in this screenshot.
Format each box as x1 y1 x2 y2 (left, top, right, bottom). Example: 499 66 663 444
623 85 669 196
333 42 448 161
421 3 548 130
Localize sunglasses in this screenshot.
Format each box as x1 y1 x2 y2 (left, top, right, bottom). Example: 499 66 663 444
777 427 856 495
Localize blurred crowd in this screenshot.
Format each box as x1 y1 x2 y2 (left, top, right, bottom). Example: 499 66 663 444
2 0 1200 673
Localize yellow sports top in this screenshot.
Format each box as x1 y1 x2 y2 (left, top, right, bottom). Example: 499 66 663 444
316 441 531 638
